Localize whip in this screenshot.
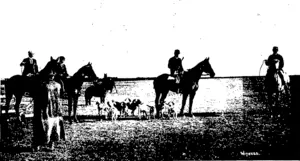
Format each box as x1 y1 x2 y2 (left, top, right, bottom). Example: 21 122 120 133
259 60 266 76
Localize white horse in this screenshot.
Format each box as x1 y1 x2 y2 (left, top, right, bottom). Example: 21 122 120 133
265 60 290 115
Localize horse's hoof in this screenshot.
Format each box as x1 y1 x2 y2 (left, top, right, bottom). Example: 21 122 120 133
178 113 184 117
50 143 55 151
186 113 194 117
32 146 40 152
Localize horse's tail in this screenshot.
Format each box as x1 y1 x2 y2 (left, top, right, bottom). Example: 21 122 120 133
153 78 159 93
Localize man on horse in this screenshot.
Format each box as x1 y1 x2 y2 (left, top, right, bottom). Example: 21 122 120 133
56 56 69 96
265 46 286 87
20 51 39 77
168 49 184 93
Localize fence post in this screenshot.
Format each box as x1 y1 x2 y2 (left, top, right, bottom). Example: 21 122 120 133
0 79 3 142
0 78 7 142
289 75 300 159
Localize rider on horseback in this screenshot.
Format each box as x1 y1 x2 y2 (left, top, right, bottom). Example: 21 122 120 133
20 51 39 77
168 49 184 93
265 46 286 87
56 56 69 96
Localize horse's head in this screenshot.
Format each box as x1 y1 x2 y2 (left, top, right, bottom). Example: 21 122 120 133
201 57 215 78
103 77 117 93
39 56 61 81
76 62 98 81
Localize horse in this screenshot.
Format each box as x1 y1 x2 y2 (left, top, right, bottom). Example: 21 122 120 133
63 62 98 123
264 60 290 115
4 56 61 122
153 57 215 118
32 80 65 151
85 76 117 106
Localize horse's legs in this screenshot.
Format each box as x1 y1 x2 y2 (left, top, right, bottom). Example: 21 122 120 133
154 91 161 118
68 97 73 123
73 96 79 123
85 95 88 106
4 92 13 115
188 91 196 115
59 117 66 140
180 93 188 115
14 95 23 122
157 91 168 118
86 95 92 106
155 92 160 110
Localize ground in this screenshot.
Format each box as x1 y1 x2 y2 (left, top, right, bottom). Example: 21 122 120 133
0 78 297 160
0 107 295 160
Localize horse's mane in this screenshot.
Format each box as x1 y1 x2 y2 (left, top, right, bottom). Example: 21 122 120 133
73 65 86 78
184 58 210 82
188 59 206 73
37 59 56 80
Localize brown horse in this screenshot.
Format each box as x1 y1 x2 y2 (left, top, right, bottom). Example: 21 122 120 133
4 57 61 122
85 76 117 106
63 62 98 123
153 57 215 118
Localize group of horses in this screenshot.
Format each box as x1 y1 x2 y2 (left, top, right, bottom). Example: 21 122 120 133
2 56 290 150
3 57 217 123
3 56 291 121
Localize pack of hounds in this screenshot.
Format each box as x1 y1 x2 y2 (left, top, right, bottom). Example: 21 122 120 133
95 98 179 121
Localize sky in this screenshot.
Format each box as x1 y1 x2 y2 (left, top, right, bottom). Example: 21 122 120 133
0 0 300 79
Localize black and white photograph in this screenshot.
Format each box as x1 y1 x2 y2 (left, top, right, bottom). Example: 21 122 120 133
0 0 299 160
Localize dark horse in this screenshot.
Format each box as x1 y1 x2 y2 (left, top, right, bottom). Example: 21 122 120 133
4 57 61 122
85 76 117 106
63 62 98 123
154 57 215 118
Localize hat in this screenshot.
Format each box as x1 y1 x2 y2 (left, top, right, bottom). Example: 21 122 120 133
28 51 34 55
174 49 180 55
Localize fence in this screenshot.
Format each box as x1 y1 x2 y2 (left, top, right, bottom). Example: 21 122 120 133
1 75 300 143
0 75 296 116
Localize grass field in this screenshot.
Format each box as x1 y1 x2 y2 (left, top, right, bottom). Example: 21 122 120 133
0 77 297 160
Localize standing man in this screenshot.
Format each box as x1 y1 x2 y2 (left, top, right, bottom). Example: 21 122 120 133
20 51 38 77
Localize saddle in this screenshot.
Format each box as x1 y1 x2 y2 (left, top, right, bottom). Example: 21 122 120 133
167 74 181 84
167 74 183 93
266 69 288 91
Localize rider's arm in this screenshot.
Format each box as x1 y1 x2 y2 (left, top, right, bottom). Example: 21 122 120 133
21 66 24 75
179 59 184 71
168 58 173 69
20 58 26 74
34 59 39 73
64 66 69 77
20 58 26 66
61 64 69 77
265 55 272 66
279 55 284 69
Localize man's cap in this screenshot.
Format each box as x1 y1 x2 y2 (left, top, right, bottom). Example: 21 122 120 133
28 51 34 55
174 49 180 55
